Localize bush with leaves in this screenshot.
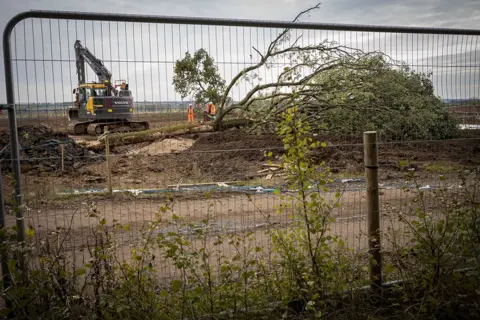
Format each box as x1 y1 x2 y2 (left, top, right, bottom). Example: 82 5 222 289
265 102 363 318
172 48 226 105
383 170 480 319
309 55 459 140
0 197 280 319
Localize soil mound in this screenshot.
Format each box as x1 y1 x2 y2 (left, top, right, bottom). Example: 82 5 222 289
129 138 195 156
190 129 282 156
172 129 282 180
0 125 100 173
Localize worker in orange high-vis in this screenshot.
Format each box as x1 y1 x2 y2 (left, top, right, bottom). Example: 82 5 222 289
209 101 216 115
187 103 194 123
204 101 216 121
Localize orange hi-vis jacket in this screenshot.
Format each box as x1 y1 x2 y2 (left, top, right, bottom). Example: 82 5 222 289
187 105 194 123
207 103 216 115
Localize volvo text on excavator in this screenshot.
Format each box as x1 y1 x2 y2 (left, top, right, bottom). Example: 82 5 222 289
68 40 149 135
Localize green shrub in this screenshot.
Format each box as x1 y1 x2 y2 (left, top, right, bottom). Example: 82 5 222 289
383 171 480 319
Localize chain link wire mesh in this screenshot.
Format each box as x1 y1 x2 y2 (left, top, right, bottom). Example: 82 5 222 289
1 14 479 279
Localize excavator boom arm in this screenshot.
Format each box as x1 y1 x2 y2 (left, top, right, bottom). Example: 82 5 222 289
74 40 113 85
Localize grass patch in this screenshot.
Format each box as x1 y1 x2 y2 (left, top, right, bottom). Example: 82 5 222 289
424 161 459 173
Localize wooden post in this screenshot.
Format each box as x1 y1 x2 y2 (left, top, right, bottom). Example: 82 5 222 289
104 127 113 196
364 131 382 291
60 144 65 172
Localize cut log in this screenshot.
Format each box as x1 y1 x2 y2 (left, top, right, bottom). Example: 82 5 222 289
97 117 251 149
101 124 214 148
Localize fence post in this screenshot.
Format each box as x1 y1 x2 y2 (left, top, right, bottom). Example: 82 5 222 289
104 127 113 196
364 131 382 291
0 163 11 291
60 144 65 172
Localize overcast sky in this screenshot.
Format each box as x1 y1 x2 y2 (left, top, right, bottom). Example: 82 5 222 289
1 0 479 105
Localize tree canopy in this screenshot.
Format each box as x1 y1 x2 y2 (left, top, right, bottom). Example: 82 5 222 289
172 48 226 105
306 55 458 140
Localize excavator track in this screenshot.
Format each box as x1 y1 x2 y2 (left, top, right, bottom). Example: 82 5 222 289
67 120 91 135
68 120 150 136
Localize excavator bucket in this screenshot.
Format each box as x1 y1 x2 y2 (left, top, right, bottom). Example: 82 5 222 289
68 108 79 121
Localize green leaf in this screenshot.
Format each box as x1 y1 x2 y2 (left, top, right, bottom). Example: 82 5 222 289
26 228 35 238
385 263 396 274
171 279 183 292
75 268 86 276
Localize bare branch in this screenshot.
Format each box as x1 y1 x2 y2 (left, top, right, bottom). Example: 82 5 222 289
252 46 264 60
212 3 406 132
292 2 321 22
290 34 303 48
268 3 321 53
244 92 295 110
217 3 322 115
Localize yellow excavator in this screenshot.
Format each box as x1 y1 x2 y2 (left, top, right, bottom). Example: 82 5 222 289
68 40 149 135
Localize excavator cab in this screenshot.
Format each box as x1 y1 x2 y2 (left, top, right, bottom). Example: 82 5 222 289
114 80 129 91
114 80 131 97
118 90 132 97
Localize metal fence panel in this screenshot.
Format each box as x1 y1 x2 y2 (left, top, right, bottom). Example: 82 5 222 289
1 11 480 279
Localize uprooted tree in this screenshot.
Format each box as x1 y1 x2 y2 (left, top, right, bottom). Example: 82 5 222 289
252 54 458 140
172 3 457 139
313 56 458 140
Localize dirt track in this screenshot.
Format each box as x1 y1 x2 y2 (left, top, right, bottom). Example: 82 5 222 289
8 185 417 277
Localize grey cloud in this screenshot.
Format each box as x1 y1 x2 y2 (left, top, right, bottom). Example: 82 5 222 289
0 0 479 104
316 0 480 28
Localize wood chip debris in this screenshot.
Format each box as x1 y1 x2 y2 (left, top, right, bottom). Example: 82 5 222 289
247 163 285 180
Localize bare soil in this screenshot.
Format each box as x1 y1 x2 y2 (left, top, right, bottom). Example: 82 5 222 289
1 125 479 194
1 122 480 274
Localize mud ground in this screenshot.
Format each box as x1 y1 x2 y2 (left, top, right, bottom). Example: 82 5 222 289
1 119 480 275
